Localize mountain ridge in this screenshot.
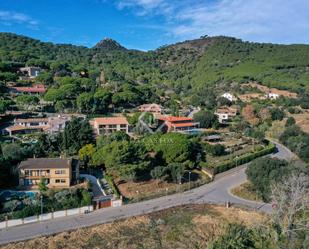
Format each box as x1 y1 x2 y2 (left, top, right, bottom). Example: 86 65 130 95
0 32 308 93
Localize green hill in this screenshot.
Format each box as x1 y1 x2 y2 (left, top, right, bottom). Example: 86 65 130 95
0 32 308 94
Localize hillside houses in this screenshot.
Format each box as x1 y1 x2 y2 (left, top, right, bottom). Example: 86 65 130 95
9 84 46 95
215 106 238 124
157 116 199 133
138 103 163 114
19 66 41 79
242 82 298 99
3 115 77 136
221 92 237 102
90 116 129 136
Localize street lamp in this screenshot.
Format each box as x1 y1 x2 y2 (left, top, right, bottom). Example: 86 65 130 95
188 171 191 190
40 195 43 217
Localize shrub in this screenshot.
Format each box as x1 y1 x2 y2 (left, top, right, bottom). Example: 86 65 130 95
210 143 276 175
246 157 291 201
285 117 295 127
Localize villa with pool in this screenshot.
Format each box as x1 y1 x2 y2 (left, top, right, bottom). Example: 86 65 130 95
18 158 80 189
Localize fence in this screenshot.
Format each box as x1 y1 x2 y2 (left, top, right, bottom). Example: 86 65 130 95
0 205 93 229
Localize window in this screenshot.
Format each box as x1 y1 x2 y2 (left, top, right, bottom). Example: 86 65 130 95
55 179 66 183
55 170 66 174
120 124 127 128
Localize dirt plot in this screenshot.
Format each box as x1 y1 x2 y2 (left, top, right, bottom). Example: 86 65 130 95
117 170 209 201
291 113 309 133
1 204 267 249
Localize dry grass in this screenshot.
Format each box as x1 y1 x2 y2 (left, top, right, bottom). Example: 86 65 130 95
291 113 309 133
0 204 268 249
117 170 208 200
231 182 263 202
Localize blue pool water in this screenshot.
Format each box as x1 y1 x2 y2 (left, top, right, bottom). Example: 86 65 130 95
0 190 37 202
186 129 205 135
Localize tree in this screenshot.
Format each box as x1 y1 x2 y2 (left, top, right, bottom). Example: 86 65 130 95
271 173 309 248
270 108 285 121
76 92 94 113
285 117 296 127
93 88 111 113
35 72 53 85
144 133 195 166
167 163 185 183
38 178 48 192
62 118 95 155
78 144 95 167
217 96 232 106
34 133 61 157
96 131 130 149
246 157 292 201
193 110 218 128
1 143 23 161
15 95 39 110
0 99 13 113
150 166 167 181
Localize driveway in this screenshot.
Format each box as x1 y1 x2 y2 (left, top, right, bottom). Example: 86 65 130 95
0 142 295 245
80 174 105 198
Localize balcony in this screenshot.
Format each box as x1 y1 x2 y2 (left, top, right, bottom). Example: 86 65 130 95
20 172 50 178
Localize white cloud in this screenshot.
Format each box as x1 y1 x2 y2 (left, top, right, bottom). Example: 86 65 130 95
0 10 38 27
116 0 309 44
117 0 174 16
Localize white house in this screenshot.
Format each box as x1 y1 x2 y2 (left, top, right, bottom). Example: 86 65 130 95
19 67 41 78
221 93 236 102
215 106 238 124
267 93 280 100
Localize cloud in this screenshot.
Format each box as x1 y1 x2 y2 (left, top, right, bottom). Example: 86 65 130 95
0 10 38 28
116 0 309 44
117 0 174 16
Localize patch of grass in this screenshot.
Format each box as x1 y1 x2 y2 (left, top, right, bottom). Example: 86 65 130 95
231 182 263 202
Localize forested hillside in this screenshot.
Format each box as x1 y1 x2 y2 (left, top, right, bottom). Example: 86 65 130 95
0 32 309 96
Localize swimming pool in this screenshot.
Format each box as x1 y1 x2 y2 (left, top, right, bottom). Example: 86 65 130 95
0 190 37 202
184 129 205 135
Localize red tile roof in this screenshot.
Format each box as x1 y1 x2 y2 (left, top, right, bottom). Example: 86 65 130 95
171 122 197 128
5 125 47 132
158 116 193 122
93 117 129 125
11 85 46 93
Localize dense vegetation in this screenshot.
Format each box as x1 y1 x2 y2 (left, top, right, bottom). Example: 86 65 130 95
279 124 309 163
0 32 309 102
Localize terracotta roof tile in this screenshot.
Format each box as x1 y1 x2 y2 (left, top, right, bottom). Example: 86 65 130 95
93 117 129 125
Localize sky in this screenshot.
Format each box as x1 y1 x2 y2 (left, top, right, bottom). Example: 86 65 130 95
0 0 309 51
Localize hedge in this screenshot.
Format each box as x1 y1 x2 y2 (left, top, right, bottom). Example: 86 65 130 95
104 175 121 198
204 143 276 175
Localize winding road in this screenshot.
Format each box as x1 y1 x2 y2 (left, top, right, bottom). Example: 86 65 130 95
0 141 295 245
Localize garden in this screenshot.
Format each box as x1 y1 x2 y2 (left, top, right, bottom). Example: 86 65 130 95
0 182 92 221
200 132 275 174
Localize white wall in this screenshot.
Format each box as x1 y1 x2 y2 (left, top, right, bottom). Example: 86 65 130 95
0 206 93 229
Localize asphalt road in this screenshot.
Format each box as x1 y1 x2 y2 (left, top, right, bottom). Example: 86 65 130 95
0 142 294 245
